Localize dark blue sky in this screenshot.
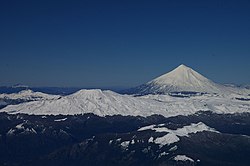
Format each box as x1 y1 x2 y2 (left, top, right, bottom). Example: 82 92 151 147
0 0 249 87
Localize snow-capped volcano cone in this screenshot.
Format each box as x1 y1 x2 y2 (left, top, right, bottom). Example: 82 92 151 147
126 64 225 94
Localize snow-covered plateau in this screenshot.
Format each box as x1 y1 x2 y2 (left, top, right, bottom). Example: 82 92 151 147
0 88 249 117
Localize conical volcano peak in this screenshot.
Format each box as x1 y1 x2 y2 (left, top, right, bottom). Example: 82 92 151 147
126 64 227 94
150 64 206 85
125 64 250 95
177 64 189 69
168 64 193 75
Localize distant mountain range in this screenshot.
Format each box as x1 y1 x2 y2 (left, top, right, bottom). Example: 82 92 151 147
0 64 249 116
1 65 249 96
0 86 82 95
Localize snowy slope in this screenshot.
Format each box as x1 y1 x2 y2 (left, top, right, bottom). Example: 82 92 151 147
1 89 250 117
138 122 218 135
126 64 250 95
0 89 60 101
138 122 219 146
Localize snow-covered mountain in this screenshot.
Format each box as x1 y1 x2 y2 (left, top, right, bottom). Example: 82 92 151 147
0 89 61 109
0 89 168 116
1 89 249 117
0 89 60 101
125 64 250 95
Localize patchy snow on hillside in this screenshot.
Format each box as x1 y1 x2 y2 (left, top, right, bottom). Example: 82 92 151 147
120 141 130 149
54 118 67 122
174 155 194 162
154 133 180 147
138 122 219 147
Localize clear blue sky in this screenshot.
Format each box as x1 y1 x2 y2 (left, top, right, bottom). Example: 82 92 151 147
0 0 249 87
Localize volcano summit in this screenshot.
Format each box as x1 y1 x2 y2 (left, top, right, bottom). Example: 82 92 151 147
125 64 248 95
